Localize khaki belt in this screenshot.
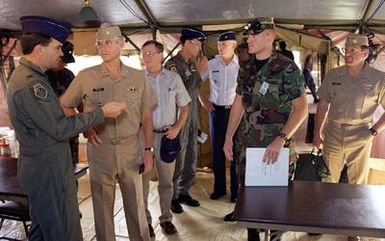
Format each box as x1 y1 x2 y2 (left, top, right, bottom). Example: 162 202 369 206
110 136 131 145
329 122 369 130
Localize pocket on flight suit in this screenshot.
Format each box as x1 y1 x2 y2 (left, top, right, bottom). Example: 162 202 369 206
49 154 73 196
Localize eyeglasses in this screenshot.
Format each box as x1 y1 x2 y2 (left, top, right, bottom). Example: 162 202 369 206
343 47 365 55
140 51 161 57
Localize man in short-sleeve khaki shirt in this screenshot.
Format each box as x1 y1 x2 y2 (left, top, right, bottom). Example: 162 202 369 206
61 23 157 241
314 33 385 185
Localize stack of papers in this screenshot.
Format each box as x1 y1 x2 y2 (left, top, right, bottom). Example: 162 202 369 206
245 148 289 186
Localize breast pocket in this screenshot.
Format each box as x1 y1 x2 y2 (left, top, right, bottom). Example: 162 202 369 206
361 84 378 118
124 87 142 109
211 71 221 88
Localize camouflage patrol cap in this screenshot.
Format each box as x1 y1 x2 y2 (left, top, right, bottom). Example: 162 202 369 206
345 33 368 47
96 23 122 40
244 17 275 35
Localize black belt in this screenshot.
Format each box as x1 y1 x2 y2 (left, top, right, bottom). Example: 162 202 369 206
213 104 232 110
153 128 168 133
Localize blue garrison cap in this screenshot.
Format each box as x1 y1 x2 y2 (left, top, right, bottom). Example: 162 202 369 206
20 16 70 43
160 136 181 163
218 31 236 41
180 28 206 41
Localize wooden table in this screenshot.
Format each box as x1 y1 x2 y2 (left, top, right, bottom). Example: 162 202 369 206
0 157 89 201
234 181 385 239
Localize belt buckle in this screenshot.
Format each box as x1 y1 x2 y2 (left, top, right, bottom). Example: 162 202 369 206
224 105 231 110
111 139 119 145
111 137 124 145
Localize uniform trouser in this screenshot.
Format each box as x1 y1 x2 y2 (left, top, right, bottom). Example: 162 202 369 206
323 123 372 184
209 106 237 197
142 132 176 224
87 136 150 241
173 121 198 199
18 143 82 241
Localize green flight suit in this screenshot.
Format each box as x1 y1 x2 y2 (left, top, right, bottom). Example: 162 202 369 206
6 57 104 241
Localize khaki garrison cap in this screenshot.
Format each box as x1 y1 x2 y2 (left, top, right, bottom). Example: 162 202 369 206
345 33 369 47
96 23 122 40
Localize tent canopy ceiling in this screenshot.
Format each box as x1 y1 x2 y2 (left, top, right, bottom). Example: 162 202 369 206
1 0 385 32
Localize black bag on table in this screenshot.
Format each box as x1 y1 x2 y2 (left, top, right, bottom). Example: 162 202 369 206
294 149 331 182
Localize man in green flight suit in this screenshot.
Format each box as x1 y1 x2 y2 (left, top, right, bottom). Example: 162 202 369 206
6 16 126 241
165 28 207 214
223 17 308 241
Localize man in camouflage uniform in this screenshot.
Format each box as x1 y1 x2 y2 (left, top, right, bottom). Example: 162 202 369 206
46 41 80 165
6 16 126 241
223 17 308 241
165 28 207 214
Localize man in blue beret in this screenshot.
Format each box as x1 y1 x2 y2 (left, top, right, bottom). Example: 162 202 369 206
224 17 308 241
165 27 207 214
6 16 126 241
199 31 239 203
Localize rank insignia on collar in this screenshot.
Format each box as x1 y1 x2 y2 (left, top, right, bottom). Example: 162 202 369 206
32 83 48 99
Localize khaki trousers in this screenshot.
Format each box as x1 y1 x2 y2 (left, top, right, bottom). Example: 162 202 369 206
142 132 176 224
87 135 150 241
323 123 372 184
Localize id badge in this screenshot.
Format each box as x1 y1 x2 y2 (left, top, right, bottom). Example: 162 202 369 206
259 81 270 95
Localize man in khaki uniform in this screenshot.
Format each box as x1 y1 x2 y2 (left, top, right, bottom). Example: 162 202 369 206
61 23 157 241
314 33 385 187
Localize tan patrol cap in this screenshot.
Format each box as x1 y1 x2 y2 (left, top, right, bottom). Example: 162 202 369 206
345 33 368 47
96 23 122 40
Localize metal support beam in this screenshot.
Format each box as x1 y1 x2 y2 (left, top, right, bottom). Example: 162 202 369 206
134 0 159 27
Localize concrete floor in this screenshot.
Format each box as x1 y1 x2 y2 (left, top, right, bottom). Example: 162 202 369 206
0 171 384 241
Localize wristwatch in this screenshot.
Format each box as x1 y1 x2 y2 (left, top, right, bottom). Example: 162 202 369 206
277 132 289 141
144 147 154 152
369 127 378 136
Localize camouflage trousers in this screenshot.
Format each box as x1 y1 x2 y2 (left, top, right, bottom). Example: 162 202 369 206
233 122 297 188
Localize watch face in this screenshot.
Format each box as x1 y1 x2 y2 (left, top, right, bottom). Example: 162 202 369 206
370 128 378 136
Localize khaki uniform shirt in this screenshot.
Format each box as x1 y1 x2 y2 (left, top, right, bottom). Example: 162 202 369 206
61 63 157 138
318 65 385 125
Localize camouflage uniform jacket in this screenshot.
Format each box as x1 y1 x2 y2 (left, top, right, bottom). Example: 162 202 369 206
236 51 306 147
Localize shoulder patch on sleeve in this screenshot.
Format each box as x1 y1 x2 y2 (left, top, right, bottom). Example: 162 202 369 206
170 64 177 72
32 83 48 100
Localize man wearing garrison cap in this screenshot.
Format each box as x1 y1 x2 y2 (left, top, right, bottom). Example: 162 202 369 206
165 27 207 214
6 16 126 241
223 17 308 241
315 34 385 186
61 23 156 241
199 31 239 203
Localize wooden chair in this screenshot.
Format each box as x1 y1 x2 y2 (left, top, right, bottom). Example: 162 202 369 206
0 199 30 241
